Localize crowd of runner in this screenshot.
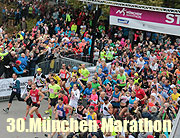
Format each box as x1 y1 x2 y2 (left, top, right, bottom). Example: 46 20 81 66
3 53 180 138
1 0 180 138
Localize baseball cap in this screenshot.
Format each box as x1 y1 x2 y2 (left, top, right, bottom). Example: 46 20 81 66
134 73 138 76
37 68 42 72
73 66 78 71
16 60 21 65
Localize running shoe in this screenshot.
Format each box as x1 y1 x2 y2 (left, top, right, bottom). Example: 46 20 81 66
3 108 9 113
23 117 26 121
47 116 52 120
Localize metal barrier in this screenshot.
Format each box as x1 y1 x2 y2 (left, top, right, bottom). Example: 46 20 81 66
169 109 180 138
65 54 91 63
36 56 93 75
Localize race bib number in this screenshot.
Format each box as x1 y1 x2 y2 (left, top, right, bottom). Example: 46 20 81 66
31 96 37 102
87 95 90 99
13 89 17 92
37 80 40 84
113 97 118 102
49 89 54 93
71 95 75 100
57 110 63 116
60 74 65 78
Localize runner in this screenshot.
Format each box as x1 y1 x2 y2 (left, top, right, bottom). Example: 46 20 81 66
59 64 71 94
102 96 113 119
89 89 98 113
69 76 84 94
87 106 97 120
44 78 61 119
80 64 90 86
3 73 25 113
69 84 80 115
33 68 46 90
45 97 71 138
71 66 81 79
76 100 88 121
24 79 32 120
110 86 120 116
58 90 69 118
25 83 44 121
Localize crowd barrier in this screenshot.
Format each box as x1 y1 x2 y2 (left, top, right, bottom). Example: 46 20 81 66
0 57 94 98
65 54 91 63
36 56 93 75
0 76 33 100
169 109 180 138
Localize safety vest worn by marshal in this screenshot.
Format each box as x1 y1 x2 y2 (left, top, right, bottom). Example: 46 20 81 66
107 51 114 60
100 51 106 59
29 7 33 14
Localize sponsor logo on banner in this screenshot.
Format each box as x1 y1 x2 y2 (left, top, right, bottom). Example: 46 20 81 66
118 19 129 24
110 6 180 36
116 8 143 19
0 76 33 97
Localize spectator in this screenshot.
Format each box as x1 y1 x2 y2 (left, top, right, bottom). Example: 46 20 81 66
20 17 27 31
13 60 28 76
18 53 28 70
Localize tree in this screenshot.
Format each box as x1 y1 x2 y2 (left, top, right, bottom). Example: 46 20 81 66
115 0 180 8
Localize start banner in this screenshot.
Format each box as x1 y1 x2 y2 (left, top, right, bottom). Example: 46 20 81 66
110 6 180 36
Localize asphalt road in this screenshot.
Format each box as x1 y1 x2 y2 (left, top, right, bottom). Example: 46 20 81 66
0 100 58 138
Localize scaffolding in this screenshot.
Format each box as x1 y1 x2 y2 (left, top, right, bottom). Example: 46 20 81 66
79 0 180 14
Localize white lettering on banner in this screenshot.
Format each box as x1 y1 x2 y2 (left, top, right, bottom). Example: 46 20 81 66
110 16 180 36
166 14 180 24
116 8 142 19
0 76 33 97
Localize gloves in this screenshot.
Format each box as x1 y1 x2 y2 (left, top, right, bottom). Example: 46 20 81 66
9 86 12 88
